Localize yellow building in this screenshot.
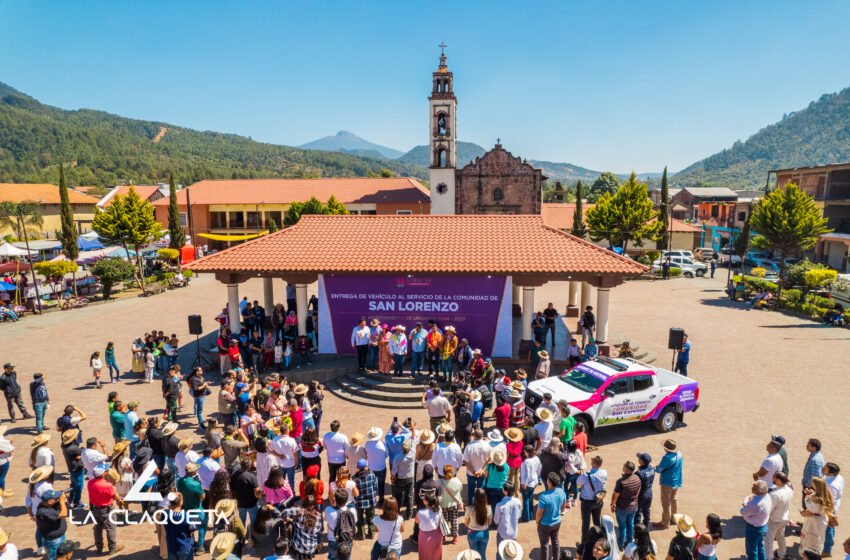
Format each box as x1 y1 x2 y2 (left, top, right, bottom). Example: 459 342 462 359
0 183 99 239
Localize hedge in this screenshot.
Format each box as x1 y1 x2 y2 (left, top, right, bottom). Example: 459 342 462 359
653 267 682 277
733 275 778 293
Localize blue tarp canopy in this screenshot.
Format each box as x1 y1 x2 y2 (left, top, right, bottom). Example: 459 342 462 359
0 281 17 291
78 237 104 250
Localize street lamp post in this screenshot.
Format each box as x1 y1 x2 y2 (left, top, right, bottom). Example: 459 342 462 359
16 209 42 314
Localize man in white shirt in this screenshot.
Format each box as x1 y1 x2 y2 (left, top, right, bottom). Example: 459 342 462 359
765 472 793 560
350 319 371 372
175 439 201 478
422 387 452 432
271 424 299 489
196 447 222 491
824 462 845 557
753 439 784 488
81 437 109 479
364 427 389 505
534 408 555 450
463 429 491 504
323 420 350 482
432 430 463 478
740 480 772 560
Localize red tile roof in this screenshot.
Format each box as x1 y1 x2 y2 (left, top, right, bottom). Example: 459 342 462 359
0 183 99 204
542 203 702 233
189 215 649 276
152 177 430 206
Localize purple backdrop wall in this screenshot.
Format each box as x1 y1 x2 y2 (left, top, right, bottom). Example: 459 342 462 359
319 274 508 356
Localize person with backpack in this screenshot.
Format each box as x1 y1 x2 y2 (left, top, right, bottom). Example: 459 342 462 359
29 373 50 434
578 306 595 349
324 488 356 560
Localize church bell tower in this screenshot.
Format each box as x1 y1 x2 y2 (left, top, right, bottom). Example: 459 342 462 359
428 43 457 215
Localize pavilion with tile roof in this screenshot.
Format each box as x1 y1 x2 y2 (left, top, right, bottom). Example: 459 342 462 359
188 214 649 355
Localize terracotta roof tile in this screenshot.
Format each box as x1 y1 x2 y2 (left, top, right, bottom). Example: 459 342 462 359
189 214 649 276
152 177 430 206
0 183 99 204
98 185 163 207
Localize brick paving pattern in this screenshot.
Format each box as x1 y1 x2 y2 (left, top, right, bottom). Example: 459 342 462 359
0 273 846 559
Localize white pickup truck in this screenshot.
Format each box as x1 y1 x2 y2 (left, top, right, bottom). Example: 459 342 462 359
525 357 700 436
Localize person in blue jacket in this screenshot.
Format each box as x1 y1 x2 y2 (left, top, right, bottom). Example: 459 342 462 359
653 439 683 529
675 334 691 376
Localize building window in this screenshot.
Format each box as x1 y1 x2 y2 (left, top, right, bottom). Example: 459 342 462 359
710 205 719 218
361 210 377 215
437 113 448 136
738 211 747 222
396 210 413 215
179 212 188 227
493 187 504 201
246 211 261 228
228 211 244 228
210 212 227 229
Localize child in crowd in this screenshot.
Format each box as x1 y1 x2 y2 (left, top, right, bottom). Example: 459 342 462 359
91 351 103 389
274 339 284 371
284 341 293 370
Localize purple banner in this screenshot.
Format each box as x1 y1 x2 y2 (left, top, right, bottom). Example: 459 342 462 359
319 274 509 356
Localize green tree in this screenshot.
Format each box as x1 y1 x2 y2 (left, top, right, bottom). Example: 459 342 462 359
91 257 136 299
379 168 394 178
34 260 79 287
283 196 349 226
92 187 163 291
734 212 752 264
325 195 350 216
587 172 621 203
750 182 831 302
0 200 44 240
571 180 587 238
267 218 279 233
56 164 81 295
585 172 661 252
656 166 669 251
167 173 186 250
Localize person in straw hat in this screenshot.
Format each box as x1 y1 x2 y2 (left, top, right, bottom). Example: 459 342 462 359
364 427 388 505
213 498 247 546
209 531 238 560
485 448 510 511
378 323 393 375
458 550 482 560
534 407 556 450
503 427 524 498
0 527 17 559
175 437 200 478
110 440 134 497
415 429 436 484
535 350 551 380
468 348 486 383
27 464 56 551
29 433 54 469
668 513 698 559
389 325 408 377
498 539 525 560
440 326 459 382
345 431 367 473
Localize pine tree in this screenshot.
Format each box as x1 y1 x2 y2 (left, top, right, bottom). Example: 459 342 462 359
325 195 350 216
57 164 80 296
167 173 186 249
656 166 670 250
571 180 587 238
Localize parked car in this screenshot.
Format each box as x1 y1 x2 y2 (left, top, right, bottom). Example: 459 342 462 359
694 247 716 261
719 247 742 268
662 250 696 261
745 251 772 267
652 256 708 278
524 356 700 436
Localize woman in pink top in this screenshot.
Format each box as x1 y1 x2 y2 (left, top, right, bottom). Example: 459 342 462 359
263 466 294 508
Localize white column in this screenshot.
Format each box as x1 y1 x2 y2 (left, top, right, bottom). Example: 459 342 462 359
596 288 611 343
580 282 593 311
521 287 535 340
263 278 274 313
568 281 579 308
296 284 308 335
227 284 241 331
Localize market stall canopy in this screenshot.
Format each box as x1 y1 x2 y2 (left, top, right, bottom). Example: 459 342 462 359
0 261 31 273
49 246 136 265
78 237 104 251
12 240 61 251
0 242 36 257
0 281 17 291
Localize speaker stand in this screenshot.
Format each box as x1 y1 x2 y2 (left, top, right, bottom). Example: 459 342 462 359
192 333 212 371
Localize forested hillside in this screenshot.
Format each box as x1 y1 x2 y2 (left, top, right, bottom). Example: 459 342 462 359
675 87 850 188
0 82 427 186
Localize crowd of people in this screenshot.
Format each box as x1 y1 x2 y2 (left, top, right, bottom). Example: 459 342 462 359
0 302 844 560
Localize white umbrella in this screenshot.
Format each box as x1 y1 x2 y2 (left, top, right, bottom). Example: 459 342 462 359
0 242 36 257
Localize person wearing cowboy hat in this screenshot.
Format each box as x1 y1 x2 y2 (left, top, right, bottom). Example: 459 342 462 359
87 464 125 555
458 550 483 560
508 387 526 429
346 432 367 474
408 321 428 376
27 464 56 557
422 385 452 432
366 318 383 372
654 439 683 529
389 325 409 377
364 427 389 505
668 513 698 559
468 348 486 382
535 350 551 380
209 531 239 560
0 528 17 559
440 326 459 382
175 437 200 478
29 431 54 469
534 407 556 450
498 539 525 560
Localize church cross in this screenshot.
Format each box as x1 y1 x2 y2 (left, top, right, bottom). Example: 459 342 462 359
439 41 447 55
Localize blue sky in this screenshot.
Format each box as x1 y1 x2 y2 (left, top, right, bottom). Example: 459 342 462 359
2 1 849 173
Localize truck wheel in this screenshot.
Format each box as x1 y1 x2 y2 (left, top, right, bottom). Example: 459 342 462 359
684 271 694 278
654 406 678 432
696 269 706 277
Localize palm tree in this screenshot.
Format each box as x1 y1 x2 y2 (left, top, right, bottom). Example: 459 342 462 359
0 200 44 239
0 201 44 312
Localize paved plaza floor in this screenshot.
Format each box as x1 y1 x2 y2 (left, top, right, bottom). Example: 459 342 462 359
1 272 847 559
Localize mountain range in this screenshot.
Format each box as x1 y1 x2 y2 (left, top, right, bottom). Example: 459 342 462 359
2 79 849 191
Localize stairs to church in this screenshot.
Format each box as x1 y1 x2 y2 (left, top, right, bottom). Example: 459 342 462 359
325 372 449 410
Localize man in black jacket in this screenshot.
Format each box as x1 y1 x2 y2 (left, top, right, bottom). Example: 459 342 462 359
29 373 50 434
0 363 32 423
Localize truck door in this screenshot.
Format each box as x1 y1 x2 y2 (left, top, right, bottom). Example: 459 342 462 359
596 377 633 425
627 374 660 418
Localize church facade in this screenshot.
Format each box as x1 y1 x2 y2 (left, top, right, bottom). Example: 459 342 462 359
428 47 545 216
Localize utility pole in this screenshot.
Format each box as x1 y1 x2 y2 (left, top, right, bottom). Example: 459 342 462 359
17 208 42 313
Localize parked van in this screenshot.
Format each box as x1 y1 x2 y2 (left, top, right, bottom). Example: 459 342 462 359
694 247 716 261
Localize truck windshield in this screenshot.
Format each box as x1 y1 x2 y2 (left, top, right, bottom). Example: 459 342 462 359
558 367 606 393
